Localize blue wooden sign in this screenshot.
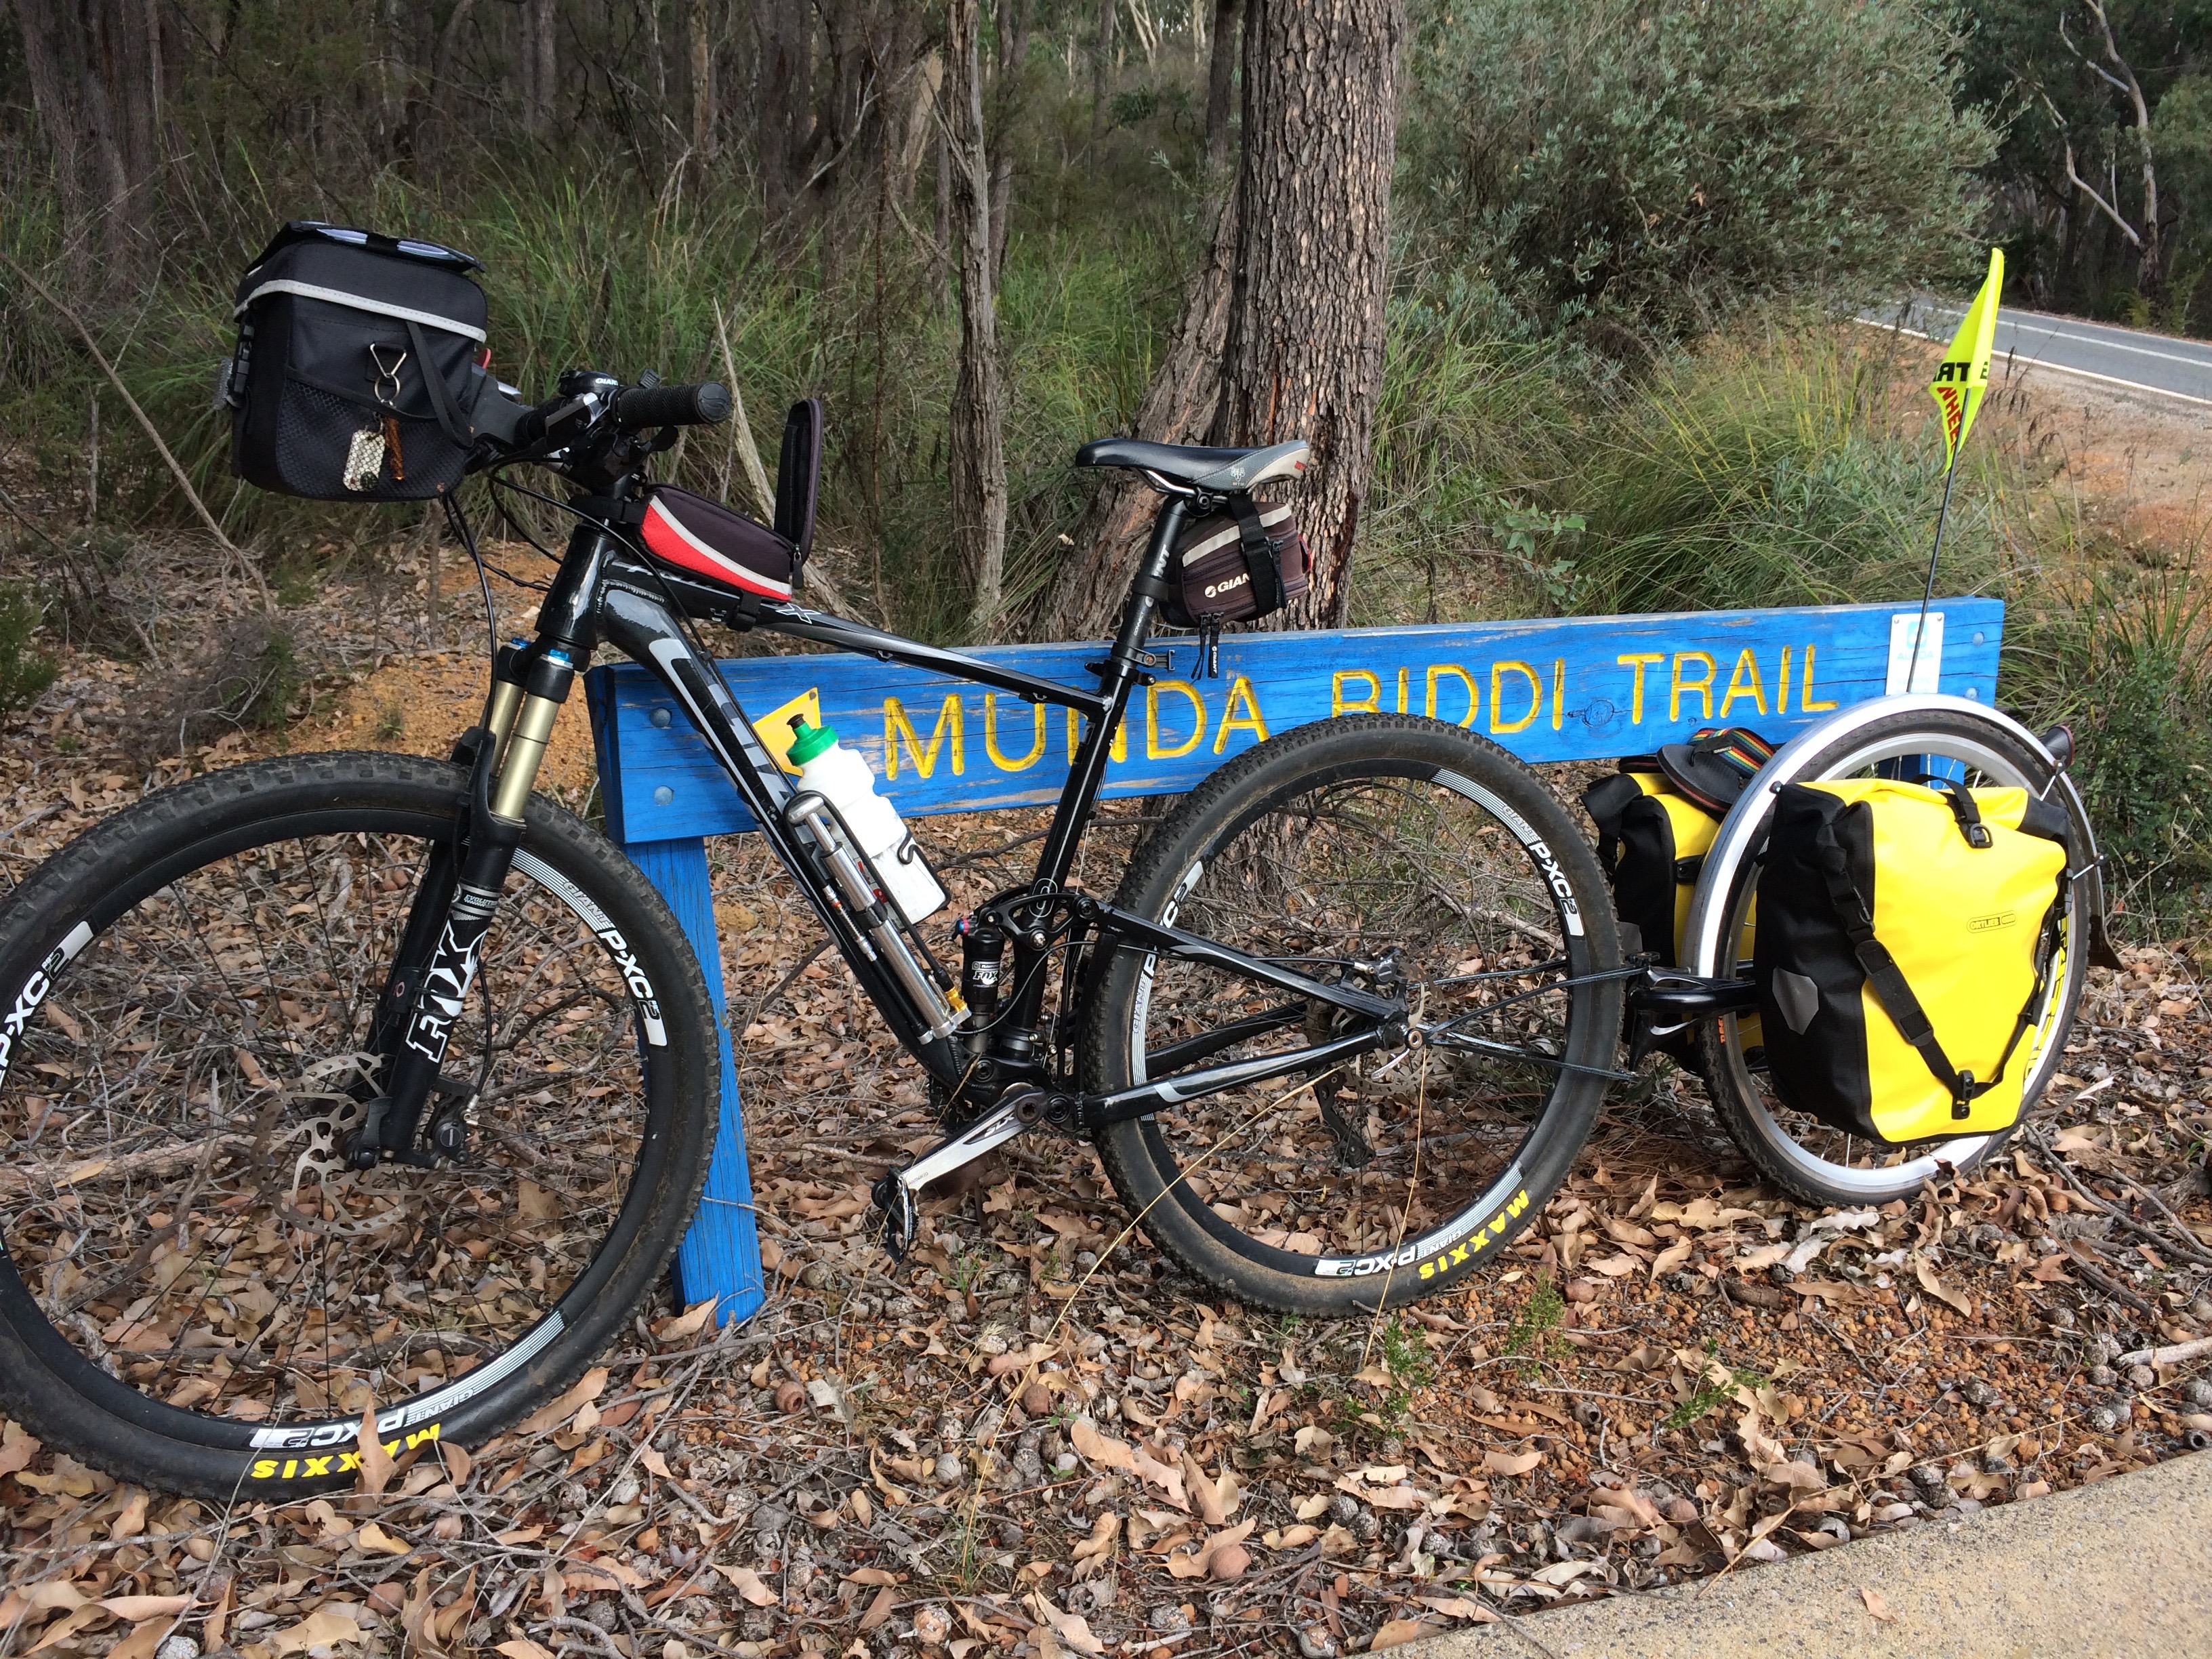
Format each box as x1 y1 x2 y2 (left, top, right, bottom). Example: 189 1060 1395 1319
583 597 2004 1320
591 599 2004 843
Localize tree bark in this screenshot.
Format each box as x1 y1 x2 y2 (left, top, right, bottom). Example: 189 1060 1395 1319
755 0 814 222
1212 0 1404 627
1090 0 1117 145
1041 186 1238 640
946 0 1008 640
689 0 715 156
1202 0 1237 170
9 0 155 283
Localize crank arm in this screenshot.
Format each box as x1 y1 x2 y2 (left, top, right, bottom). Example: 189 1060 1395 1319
872 1094 1033 1261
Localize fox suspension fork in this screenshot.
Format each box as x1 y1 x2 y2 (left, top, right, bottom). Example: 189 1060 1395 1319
351 642 577 1166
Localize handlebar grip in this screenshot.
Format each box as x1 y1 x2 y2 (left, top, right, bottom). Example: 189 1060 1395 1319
615 381 732 431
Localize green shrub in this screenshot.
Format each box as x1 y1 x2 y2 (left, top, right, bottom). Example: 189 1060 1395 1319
1403 0 1997 336
2009 567 2212 932
0 581 58 712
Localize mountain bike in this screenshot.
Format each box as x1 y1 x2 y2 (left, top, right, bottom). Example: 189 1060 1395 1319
0 369 1624 1498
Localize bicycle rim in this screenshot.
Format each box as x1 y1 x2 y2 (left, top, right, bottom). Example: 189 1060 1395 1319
0 796 675 1469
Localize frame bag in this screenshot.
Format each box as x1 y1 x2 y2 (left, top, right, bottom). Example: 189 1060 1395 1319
1755 779 2069 1144
636 400 823 603
224 222 489 501
1162 497 1310 673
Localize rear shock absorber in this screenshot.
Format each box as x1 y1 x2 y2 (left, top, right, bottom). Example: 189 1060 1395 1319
958 916 1008 1057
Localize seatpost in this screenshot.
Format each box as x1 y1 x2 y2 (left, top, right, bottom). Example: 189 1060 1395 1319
1031 496 1191 894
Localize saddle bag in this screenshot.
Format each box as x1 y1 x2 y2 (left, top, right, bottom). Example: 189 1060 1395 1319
224 222 489 501
1755 779 2069 1144
1162 497 1311 672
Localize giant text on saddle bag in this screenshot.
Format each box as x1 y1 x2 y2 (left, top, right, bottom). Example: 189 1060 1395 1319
1755 779 2070 1144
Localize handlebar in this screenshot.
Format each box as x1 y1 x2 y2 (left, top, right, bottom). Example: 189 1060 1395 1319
613 380 731 432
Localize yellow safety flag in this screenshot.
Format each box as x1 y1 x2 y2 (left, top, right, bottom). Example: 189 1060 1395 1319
1927 249 2004 470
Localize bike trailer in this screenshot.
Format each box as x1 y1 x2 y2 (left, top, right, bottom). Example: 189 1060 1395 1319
223 222 490 501
1755 777 2069 1143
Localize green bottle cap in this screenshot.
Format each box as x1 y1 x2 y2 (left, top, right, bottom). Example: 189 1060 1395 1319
787 715 838 766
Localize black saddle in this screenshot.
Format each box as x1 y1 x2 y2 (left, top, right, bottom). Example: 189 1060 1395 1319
1074 436 1311 493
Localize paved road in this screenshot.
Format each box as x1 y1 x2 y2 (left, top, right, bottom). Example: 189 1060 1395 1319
1862 296 2212 407
1397 1449 2212 1659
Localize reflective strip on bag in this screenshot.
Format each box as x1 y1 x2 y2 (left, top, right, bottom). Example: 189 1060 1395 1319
233 279 488 343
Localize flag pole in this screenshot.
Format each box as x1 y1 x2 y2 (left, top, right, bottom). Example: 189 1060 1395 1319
1912 456 1961 693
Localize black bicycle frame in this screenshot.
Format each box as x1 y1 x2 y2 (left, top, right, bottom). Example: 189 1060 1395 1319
543 490 1410 1130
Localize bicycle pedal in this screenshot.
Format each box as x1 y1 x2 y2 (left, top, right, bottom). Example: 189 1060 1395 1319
872 1170 920 1264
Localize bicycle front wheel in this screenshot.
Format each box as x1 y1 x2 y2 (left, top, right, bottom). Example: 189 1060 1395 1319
1081 715 1622 1315
0 752 715 1498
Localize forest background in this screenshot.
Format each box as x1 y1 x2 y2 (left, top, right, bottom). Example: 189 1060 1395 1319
3 0 2212 922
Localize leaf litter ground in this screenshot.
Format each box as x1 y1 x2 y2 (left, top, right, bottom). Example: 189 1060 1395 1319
3 558 2212 1659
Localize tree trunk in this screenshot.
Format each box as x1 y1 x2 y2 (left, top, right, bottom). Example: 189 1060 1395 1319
1202 0 1237 170
946 0 1008 640
10 0 154 285
1041 186 1237 639
988 0 1028 280
1090 0 1117 145
689 0 715 155
756 0 813 223
1212 0 1403 627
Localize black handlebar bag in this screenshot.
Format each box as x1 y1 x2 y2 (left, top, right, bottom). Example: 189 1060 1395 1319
224 223 489 501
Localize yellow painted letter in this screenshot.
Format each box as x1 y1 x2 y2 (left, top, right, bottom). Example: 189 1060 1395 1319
1719 647 1767 718
1551 659 1565 731
1332 670 1380 717
884 694 964 779
983 693 1047 772
1616 653 1666 724
1777 645 1793 714
1425 663 1479 726
1146 680 1208 759
1670 652 1717 722
1214 675 1270 753
1490 661 1542 735
1801 644 1839 711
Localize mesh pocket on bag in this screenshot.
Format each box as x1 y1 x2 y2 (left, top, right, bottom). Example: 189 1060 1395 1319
272 380 466 501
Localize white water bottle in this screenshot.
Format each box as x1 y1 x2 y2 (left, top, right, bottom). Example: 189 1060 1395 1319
787 717 947 926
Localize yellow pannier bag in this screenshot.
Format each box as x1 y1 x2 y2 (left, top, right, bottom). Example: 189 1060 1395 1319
1755 778 2069 1145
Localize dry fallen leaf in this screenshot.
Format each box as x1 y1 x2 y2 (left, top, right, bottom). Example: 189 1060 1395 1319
1483 1448 1544 1477
518 1366 610 1437
1369 1618 1437 1652
1070 1511 1121 1580
858 1584 897 1632
1860 1587 1897 1622
712 1567 779 1608
98 1596 191 1622
497 1641 558 1659
355 1410 394 1498
268 1607 364 1656
1912 1254 1973 1317
655 1298 718 1341
1068 1417 1134 1472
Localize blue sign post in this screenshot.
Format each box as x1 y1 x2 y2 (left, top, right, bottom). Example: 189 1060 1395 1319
585 598 2005 1319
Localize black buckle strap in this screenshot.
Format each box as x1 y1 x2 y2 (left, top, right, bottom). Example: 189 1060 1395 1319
404 318 478 451
1814 823 1986 1119
1226 494 1284 615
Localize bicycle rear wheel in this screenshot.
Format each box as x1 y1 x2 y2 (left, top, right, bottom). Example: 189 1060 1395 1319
1694 708 2089 1206
1080 715 1622 1315
0 753 714 1498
